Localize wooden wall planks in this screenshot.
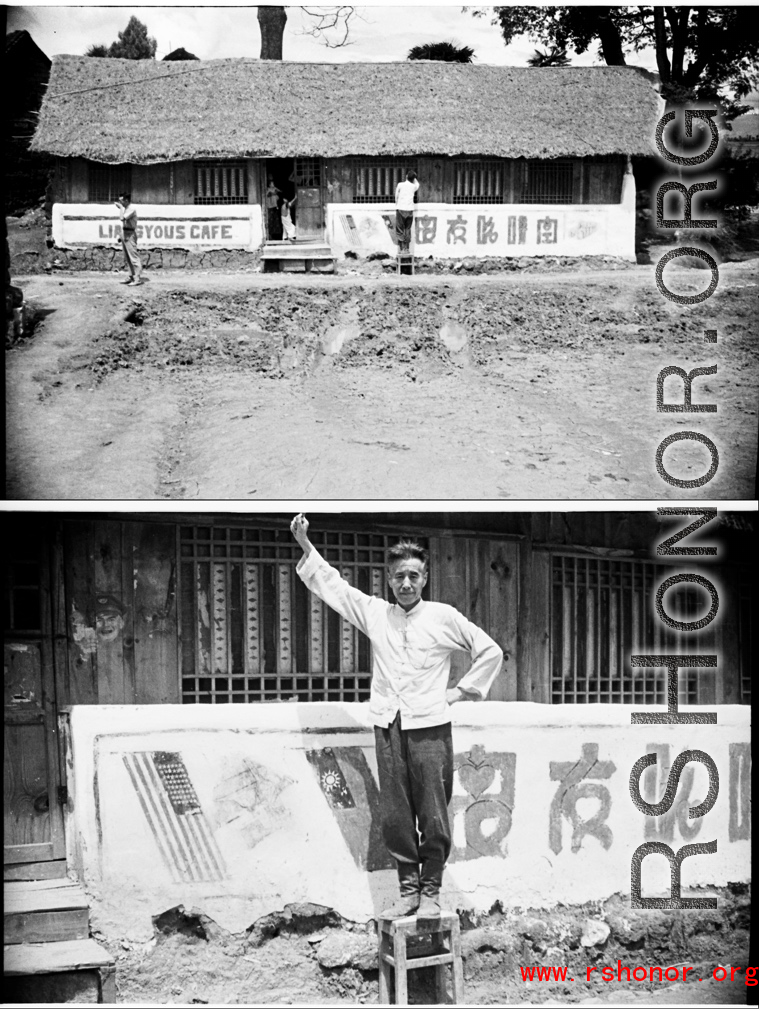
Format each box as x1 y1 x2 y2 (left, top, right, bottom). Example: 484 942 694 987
57 520 178 707
429 536 519 700
48 515 750 710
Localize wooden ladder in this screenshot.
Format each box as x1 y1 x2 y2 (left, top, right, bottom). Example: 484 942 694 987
378 910 464 1006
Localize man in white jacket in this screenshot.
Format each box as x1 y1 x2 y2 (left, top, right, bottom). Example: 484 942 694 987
290 513 503 920
394 170 419 253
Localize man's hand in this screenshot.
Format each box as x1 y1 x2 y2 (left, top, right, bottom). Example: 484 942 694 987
446 687 462 705
290 513 313 557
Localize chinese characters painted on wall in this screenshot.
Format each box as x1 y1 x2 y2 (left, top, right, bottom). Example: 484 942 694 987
304 739 746 871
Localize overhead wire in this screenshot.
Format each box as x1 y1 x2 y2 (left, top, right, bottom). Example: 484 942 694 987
45 61 236 100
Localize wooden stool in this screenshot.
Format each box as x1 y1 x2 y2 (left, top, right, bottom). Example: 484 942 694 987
378 910 463 1006
396 251 415 276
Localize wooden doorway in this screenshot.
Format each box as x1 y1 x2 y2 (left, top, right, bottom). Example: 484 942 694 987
4 521 65 878
262 157 294 241
293 157 325 240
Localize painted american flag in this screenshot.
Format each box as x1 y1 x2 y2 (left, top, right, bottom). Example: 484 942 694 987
123 751 226 882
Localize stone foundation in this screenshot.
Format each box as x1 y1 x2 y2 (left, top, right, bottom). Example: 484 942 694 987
15 244 263 275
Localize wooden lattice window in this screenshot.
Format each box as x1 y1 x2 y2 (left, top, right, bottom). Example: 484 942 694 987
294 157 321 188
194 161 248 204
179 525 429 704
550 555 719 705
353 160 416 203
88 163 132 203
454 160 505 203
522 159 574 204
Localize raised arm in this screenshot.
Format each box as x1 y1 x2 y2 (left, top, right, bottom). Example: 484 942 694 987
290 514 381 637
290 512 314 558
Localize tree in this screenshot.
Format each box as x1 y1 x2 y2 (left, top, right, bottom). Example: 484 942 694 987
258 6 288 59
109 16 157 59
258 6 359 59
407 41 475 64
86 16 157 60
476 6 759 116
526 46 570 68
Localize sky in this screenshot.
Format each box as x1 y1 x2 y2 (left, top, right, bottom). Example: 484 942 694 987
6 3 662 68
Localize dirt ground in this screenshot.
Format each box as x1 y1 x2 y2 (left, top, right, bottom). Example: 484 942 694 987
5 263 757 500
6 888 751 1006
93 930 753 1008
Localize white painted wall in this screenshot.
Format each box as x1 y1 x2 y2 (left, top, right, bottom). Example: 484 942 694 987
63 702 750 941
52 204 263 252
328 169 637 260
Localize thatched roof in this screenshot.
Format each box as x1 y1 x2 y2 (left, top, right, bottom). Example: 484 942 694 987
32 55 661 164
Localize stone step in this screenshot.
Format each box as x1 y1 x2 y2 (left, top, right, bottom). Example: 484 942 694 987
261 242 334 260
4 880 89 945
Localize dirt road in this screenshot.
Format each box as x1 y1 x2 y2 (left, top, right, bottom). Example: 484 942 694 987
6 265 757 500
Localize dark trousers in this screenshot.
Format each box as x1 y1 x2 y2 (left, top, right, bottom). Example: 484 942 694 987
395 210 414 251
268 206 282 240
374 714 453 876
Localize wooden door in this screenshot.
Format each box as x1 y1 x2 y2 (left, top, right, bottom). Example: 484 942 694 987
294 157 324 240
4 529 65 870
429 536 519 701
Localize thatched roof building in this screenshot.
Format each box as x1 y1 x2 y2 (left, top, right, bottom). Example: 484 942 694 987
32 55 660 165
725 113 759 156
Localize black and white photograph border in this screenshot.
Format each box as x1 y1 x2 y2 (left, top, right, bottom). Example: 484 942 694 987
1 501 754 1006
5 3 758 500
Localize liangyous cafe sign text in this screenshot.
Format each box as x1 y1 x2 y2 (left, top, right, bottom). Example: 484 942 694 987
52 204 262 251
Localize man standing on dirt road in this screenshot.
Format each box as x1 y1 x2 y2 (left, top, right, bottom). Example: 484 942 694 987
290 513 503 921
394 170 419 253
116 193 143 286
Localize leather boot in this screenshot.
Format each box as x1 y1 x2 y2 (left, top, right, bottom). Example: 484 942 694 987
417 859 444 920
381 861 420 919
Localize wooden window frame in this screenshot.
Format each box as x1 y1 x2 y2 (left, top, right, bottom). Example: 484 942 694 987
294 157 322 188
521 159 575 204
178 524 430 704
549 553 719 705
193 160 248 205
352 159 417 203
88 163 132 203
453 159 506 204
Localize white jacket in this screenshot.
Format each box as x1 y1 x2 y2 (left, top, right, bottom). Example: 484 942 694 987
297 548 503 729
395 179 419 211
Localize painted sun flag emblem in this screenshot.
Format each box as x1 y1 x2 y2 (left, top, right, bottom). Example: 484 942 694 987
308 749 355 809
306 747 394 871
123 751 226 883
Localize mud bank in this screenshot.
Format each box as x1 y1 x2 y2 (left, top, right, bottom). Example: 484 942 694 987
6 268 757 500
84 887 750 1005
85 279 755 381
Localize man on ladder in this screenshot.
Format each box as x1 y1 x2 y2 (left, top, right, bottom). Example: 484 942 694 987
395 171 419 272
